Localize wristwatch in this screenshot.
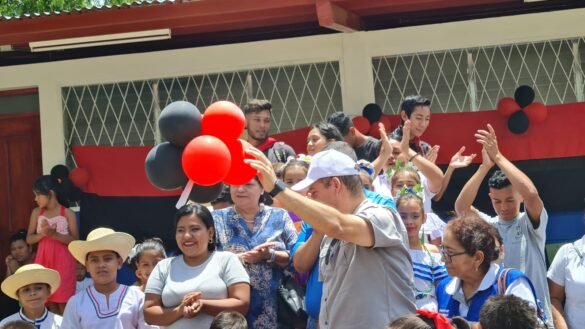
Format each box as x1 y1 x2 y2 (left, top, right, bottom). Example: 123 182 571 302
269 179 286 197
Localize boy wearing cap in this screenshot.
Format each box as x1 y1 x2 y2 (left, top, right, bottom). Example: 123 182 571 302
61 227 150 329
0 264 62 328
246 147 416 329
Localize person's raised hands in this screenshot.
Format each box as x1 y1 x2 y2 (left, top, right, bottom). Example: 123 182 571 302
475 124 499 161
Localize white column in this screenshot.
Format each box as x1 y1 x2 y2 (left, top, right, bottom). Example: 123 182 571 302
339 32 376 117
38 82 66 173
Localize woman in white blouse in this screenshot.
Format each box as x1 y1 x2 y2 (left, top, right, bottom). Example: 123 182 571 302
547 234 585 329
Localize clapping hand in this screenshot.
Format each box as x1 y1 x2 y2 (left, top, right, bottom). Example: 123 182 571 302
39 220 56 237
425 145 440 164
475 124 499 161
241 242 276 264
449 146 476 169
181 292 203 319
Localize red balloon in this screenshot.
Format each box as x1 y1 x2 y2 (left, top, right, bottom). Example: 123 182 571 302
369 121 381 138
70 168 89 188
201 101 246 141
223 139 257 185
352 116 370 134
524 102 548 123
182 135 231 186
497 97 521 117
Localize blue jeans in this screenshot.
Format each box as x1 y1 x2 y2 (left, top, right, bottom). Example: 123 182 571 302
307 316 318 329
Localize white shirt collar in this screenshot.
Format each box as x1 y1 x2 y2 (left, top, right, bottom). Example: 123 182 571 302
19 307 49 323
445 263 501 296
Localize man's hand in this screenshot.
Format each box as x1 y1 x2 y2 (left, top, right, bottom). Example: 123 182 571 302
475 124 500 161
449 146 476 169
480 147 495 169
244 147 277 193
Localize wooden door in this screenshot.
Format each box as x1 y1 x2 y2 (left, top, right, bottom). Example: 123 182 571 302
0 112 42 277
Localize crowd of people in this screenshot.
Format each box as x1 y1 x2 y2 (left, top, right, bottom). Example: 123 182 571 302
1 96 583 329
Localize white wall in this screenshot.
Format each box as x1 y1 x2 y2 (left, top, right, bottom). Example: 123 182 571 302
1 8 584 172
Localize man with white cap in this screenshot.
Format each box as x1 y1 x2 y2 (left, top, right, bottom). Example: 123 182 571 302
245 147 416 329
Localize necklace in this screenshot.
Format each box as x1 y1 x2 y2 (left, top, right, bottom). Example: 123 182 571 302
234 205 258 224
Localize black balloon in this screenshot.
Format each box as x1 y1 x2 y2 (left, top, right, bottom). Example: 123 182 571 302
507 110 530 134
145 142 188 190
50 165 69 179
158 101 202 147
362 103 383 123
514 85 535 108
189 182 224 204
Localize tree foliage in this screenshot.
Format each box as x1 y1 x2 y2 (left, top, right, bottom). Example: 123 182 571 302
0 0 136 17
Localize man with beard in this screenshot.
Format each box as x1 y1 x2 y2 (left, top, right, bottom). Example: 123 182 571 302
243 99 295 163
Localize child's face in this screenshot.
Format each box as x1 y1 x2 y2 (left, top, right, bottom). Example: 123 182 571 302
33 192 50 208
76 262 87 281
136 249 164 284
17 283 50 310
391 172 419 197
397 199 426 241
10 240 32 263
85 250 123 286
283 166 307 188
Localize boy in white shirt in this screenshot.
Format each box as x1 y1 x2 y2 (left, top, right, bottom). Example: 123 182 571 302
0 264 62 328
61 227 149 329
455 124 551 326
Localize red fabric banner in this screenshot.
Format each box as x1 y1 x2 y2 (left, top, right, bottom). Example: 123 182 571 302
72 146 182 197
72 103 585 197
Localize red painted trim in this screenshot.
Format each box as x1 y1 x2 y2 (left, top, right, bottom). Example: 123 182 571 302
0 0 521 46
316 0 361 32
0 88 38 97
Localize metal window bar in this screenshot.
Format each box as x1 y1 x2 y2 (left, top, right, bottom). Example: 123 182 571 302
62 61 342 166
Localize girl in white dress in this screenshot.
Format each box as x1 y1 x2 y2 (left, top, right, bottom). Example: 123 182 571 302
396 193 447 311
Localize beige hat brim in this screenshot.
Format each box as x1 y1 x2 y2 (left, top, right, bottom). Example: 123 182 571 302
68 232 135 264
1 268 60 301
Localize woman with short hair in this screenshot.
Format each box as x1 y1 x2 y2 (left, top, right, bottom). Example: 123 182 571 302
213 177 298 329
435 216 542 324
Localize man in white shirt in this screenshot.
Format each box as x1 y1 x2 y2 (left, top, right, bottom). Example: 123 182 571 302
454 124 552 326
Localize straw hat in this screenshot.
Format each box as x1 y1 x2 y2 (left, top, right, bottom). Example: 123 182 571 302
1 264 61 301
68 228 136 264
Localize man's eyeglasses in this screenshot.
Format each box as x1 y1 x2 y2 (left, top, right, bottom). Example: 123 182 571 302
440 245 467 263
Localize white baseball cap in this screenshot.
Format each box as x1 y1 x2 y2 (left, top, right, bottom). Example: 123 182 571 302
291 149 359 191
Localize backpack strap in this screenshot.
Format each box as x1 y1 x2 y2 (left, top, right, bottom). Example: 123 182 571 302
496 267 548 326
496 268 511 295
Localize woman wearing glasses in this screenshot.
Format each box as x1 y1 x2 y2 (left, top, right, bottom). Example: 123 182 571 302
435 216 543 324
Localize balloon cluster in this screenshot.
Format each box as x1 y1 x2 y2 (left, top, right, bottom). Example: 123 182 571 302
497 85 548 135
351 103 395 138
145 101 256 203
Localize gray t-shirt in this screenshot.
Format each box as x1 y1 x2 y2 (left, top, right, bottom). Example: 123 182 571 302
478 209 552 325
355 136 381 162
145 251 249 329
318 199 416 329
